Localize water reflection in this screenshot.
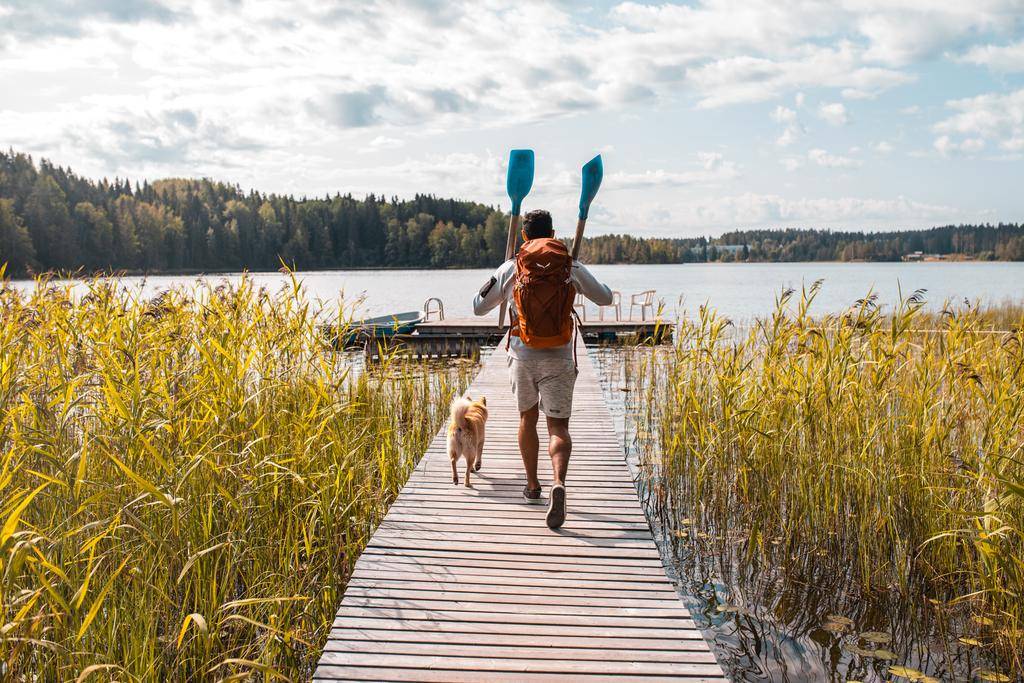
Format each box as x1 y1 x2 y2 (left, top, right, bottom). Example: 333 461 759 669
589 345 1017 683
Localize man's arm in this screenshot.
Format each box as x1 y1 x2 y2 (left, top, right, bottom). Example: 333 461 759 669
571 261 613 306
473 260 515 316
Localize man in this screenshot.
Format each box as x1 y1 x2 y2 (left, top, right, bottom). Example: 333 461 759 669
473 209 613 529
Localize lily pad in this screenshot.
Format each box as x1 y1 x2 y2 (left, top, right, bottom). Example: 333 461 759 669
841 644 875 657
826 615 855 627
859 630 892 643
971 615 995 626
957 637 983 647
822 621 850 633
976 671 1010 682
887 665 925 680
873 649 898 660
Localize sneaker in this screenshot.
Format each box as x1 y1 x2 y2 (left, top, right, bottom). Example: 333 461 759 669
546 484 566 529
523 485 542 503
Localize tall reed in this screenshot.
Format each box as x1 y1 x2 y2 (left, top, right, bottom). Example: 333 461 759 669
0 274 469 680
639 285 1024 673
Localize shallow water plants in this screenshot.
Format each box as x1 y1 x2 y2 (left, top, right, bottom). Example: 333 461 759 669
636 285 1024 676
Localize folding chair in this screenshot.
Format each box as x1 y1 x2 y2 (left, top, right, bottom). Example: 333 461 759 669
573 291 587 321
598 291 622 321
629 290 655 320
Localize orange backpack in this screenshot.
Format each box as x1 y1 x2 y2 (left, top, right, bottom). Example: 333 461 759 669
510 238 576 348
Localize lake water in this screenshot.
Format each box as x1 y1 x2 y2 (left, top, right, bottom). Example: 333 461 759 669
11 262 1024 320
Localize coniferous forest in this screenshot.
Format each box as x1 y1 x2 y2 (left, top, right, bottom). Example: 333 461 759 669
1 149 1022 276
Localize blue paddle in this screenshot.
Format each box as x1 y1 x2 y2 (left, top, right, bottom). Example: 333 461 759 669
571 154 603 259
499 149 535 327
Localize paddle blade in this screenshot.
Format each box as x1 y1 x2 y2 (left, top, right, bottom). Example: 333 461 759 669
578 154 603 220
506 149 535 216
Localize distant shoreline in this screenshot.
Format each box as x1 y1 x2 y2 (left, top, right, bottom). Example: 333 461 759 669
8 256 1015 280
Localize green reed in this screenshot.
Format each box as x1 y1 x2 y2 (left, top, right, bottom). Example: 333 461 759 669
638 284 1024 674
0 273 470 681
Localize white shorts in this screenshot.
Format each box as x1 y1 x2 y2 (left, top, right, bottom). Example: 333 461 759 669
508 356 578 418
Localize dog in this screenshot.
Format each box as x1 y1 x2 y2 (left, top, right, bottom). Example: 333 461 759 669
447 395 487 487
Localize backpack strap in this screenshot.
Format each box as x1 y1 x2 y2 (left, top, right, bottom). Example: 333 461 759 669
570 308 583 371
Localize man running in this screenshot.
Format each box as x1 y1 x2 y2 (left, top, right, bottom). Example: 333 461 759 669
473 209 613 529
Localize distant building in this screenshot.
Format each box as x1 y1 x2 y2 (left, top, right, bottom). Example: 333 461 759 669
902 251 946 261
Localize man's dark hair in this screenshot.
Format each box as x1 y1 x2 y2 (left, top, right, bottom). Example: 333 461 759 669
522 209 554 239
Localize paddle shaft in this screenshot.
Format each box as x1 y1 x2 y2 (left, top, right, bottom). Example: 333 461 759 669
571 216 587 260
497 213 521 328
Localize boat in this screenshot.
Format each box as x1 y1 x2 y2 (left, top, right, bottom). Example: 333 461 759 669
336 310 425 347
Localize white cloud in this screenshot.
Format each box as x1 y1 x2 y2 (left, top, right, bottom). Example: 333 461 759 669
841 88 876 100
368 136 405 150
616 192 966 233
818 102 849 126
794 92 806 108
933 88 1024 154
808 148 861 168
771 105 797 124
872 141 894 154
780 157 804 171
958 40 1024 72
685 46 912 109
697 151 724 170
934 135 986 157
854 4 1017 66
900 105 921 115
770 105 801 147
776 127 798 147
607 153 740 190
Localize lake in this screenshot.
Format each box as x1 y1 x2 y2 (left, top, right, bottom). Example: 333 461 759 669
11 261 1024 320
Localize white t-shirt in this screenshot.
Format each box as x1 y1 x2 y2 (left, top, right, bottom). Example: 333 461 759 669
472 255 613 360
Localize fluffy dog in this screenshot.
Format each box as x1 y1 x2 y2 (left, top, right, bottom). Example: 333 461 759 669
447 395 487 487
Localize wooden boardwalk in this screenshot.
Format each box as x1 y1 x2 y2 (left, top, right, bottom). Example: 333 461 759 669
314 342 725 682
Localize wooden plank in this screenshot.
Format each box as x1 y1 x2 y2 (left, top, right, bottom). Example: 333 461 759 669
316 652 723 676
333 607 699 629
342 588 687 610
357 548 665 572
349 573 677 593
314 666 718 682
314 339 724 680
327 627 711 649
351 561 671 584
321 639 720 663
379 519 654 537
329 618 704 640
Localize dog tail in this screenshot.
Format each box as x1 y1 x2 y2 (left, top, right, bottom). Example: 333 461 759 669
449 396 472 434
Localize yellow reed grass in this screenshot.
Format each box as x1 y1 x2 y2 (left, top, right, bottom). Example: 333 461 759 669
0 273 470 680
638 284 1024 673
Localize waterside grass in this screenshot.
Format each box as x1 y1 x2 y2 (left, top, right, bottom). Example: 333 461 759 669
636 286 1024 676
0 274 470 680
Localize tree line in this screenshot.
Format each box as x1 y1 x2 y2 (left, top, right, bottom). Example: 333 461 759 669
578 225 1024 263
1 149 1022 276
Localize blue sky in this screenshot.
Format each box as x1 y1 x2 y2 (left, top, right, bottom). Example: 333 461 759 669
1 0 1023 237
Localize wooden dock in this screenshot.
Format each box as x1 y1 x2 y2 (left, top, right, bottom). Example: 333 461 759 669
361 318 673 361
314 341 725 681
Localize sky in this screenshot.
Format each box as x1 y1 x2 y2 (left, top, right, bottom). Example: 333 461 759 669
1 0 1023 237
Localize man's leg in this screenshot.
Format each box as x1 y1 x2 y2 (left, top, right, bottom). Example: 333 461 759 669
546 416 571 486
537 360 576 530
519 404 540 491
